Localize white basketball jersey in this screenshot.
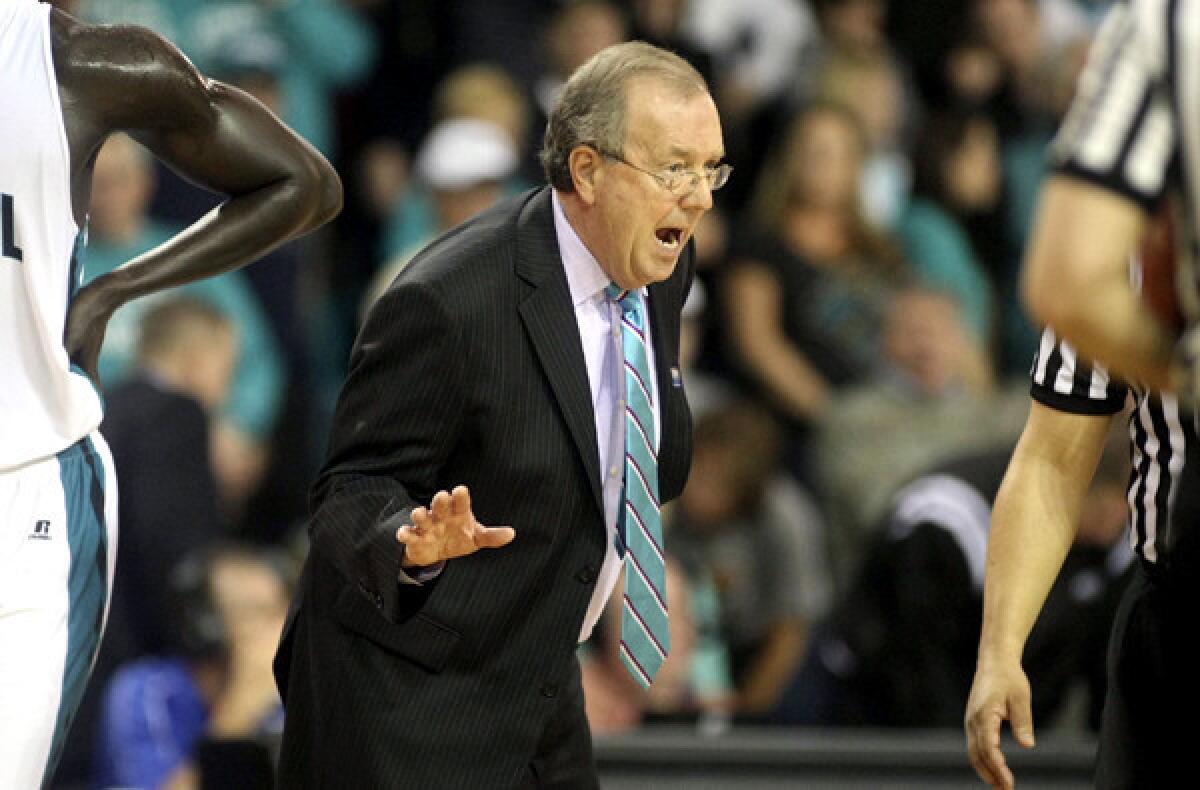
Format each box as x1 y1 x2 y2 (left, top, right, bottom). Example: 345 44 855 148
0 1 103 470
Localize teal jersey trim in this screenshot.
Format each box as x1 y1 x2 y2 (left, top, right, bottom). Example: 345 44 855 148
66 225 86 304
64 226 104 408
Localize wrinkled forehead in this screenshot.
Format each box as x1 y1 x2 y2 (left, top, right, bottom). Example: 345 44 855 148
623 79 724 161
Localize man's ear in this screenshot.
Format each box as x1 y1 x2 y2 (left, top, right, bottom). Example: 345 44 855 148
568 145 603 205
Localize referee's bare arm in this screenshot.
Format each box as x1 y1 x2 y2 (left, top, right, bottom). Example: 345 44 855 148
1021 178 1173 390
53 12 342 382
965 402 1112 790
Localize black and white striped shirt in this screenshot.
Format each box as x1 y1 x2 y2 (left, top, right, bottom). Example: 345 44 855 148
1032 328 1195 565
1052 0 1200 319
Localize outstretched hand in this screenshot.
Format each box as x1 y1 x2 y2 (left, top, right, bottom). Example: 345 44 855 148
396 485 514 568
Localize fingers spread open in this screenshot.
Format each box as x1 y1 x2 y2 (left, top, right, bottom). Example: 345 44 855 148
412 507 433 533
475 525 515 549
431 490 452 521
451 485 471 517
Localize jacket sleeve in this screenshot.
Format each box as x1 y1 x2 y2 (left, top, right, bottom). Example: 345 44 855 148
308 276 467 622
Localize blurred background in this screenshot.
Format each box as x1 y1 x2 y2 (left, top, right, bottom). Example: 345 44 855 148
47 0 1127 787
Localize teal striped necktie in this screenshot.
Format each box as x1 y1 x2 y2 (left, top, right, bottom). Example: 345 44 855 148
606 284 669 688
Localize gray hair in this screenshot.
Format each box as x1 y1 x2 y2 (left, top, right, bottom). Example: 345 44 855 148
540 41 708 192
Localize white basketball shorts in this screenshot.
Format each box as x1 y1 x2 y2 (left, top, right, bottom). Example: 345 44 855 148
0 432 118 789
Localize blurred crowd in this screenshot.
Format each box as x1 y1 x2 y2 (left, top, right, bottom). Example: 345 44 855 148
46 0 1136 787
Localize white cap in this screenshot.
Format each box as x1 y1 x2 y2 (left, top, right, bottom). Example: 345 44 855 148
416 119 517 191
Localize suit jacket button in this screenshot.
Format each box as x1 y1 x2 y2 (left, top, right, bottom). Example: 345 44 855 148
575 565 596 584
540 683 558 699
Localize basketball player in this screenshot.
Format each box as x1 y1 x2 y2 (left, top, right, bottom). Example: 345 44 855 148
0 2 340 787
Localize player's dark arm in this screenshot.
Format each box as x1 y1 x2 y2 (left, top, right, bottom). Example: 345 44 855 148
51 13 342 379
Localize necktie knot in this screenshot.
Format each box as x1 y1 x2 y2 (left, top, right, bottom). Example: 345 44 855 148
605 283 638 315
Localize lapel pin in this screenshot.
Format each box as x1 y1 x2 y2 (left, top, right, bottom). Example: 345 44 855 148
670 367 682 388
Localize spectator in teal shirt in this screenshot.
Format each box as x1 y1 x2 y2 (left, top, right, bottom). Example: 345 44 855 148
84 134 285 504
897 112 1002 345
80 0 375 156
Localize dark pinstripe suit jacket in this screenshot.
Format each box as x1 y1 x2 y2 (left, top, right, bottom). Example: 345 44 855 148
275 187 693 788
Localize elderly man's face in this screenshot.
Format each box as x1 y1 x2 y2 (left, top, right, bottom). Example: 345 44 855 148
592 79 724 290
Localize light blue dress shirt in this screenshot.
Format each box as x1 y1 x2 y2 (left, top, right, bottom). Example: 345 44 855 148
551 191 661 642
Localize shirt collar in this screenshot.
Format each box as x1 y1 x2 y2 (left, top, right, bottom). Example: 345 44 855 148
552 189 613 307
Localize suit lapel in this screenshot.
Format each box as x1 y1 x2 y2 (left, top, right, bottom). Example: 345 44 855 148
516 189 604 516
646 280 676 439
646 264 681 481
646 241 695 503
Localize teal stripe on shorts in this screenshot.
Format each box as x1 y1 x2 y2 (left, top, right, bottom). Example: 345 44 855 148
41 437 109 788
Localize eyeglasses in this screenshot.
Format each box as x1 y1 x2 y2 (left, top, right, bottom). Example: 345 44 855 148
591 146 733 197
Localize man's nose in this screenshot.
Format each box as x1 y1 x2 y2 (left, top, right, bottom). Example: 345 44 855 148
680 174 713 211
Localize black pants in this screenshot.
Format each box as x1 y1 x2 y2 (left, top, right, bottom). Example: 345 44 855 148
519 659 598 790
1095 564 1198 788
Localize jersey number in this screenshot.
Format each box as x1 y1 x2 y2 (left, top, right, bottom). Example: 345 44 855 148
2 193 23 262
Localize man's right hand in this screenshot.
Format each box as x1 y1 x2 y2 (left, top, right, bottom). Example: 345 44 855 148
396 486 515 568
63 276 118 384
965 656 1036 789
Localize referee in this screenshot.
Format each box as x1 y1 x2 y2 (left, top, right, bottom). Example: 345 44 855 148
967 326 1199 788
1022 0 1200 392
969 2 1200 787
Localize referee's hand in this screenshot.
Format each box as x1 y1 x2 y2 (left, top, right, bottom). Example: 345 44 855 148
965 657 1035 789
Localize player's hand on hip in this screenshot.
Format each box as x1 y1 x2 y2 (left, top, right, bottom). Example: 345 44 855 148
396 485 514 568
64 277 117 384
965 656 1035 790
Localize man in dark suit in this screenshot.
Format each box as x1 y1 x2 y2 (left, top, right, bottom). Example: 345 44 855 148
275 42 727 788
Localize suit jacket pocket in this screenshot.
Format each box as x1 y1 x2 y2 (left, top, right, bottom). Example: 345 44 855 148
332 584 462 673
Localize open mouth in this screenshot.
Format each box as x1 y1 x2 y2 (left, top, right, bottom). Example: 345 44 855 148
654 227 684 250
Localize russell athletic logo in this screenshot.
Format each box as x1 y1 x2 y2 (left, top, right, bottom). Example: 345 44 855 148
29 520 51 540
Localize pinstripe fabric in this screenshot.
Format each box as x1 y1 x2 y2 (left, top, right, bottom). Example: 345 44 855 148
276 188 694 788
606 286 669 688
